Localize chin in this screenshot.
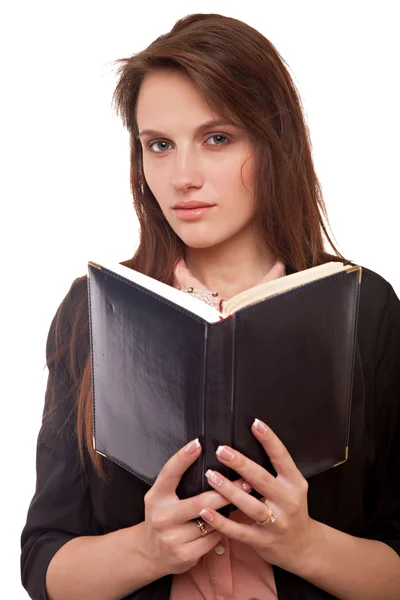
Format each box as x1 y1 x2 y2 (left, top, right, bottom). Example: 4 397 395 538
178 234 229 249
186 242 216 249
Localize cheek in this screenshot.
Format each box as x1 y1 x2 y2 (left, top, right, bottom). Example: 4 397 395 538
223 155 256 219
143 170 170 215
142 161 158 194
240 153 255 195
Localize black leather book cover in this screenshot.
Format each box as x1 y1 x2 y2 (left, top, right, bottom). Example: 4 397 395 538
88 263 360 504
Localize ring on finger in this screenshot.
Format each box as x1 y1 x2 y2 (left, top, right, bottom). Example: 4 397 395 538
255 500 278 525
196 518 208 537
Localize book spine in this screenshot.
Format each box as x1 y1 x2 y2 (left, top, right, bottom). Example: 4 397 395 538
202 316 236 492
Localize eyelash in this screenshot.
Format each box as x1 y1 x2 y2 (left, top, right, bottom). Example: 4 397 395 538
146 134 231 154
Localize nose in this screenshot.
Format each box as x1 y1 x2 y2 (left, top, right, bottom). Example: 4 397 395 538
171 148 204 191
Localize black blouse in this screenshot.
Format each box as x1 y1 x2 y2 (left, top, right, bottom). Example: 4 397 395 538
20 265 400 600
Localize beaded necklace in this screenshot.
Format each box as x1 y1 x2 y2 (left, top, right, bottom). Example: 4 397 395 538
180 286 227 311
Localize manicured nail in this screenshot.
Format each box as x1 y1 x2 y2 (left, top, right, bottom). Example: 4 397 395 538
200 509 214 522
216 445 235 460
253 418 268 433
205 469 224 487
241 480 253 492
185 438 201 454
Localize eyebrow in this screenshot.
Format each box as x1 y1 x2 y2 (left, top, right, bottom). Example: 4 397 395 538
138 119 236 138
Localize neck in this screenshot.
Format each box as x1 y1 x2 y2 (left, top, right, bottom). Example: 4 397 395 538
184 227 276 299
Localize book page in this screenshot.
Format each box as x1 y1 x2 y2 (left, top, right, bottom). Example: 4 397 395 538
89 260 360 323
88 261 222 323
222 262 357 316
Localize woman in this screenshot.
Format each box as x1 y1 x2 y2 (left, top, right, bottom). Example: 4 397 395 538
21 12 400 600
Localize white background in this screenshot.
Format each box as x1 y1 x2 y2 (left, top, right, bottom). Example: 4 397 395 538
2 1 399 597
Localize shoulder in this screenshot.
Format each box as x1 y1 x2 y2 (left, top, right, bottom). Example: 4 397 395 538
355 264 399 362
53 275 89 335
47 274 90 381
58 274 89 318
358 265 393 308
357 264 398 323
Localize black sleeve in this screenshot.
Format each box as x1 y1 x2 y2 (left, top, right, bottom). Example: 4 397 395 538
20 278 93 600
364 283 400 556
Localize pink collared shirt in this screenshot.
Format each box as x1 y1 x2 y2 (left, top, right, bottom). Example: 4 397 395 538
170 257 286 600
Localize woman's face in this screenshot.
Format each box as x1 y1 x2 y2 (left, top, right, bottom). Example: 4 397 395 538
136 70 257 249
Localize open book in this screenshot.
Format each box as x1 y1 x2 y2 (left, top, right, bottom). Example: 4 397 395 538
87 259 361 506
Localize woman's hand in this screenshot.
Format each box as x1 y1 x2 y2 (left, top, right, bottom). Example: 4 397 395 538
197 418 317 573
142 437 253 578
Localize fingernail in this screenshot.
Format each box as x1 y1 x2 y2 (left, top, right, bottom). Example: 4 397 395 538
216 445 235 460
200 509 214 522
185 438 201 454
253 418 268 433
241 479 253 492
205 469 224 487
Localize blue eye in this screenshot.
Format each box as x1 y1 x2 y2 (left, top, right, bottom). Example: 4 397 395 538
208 134 229 146
147 134 230 153
148 140 172 153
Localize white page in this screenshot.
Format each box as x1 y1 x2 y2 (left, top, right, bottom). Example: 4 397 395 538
88 260 222 323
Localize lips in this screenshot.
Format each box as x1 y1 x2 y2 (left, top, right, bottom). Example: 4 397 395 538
173 204 216 221
172 201 215 210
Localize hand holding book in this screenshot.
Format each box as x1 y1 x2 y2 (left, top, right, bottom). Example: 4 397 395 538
140 436 253 577
141 414 317 577
199 417 317 573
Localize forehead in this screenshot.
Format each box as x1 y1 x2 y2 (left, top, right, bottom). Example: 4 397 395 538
136 70 237 133
137 70 205 108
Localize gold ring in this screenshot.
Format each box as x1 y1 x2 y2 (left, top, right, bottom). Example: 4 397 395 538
196 518 208 537
255 500 278 525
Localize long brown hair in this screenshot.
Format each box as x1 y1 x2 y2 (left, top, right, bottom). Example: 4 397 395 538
47 13 349 481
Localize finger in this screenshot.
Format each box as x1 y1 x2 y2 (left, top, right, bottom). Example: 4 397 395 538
180 518 217 543
151 438 202 496
185 529 223 555
214 443 279 499
251 419 302 481
203 469 281 526
197 507 259 547
171 476 253 524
